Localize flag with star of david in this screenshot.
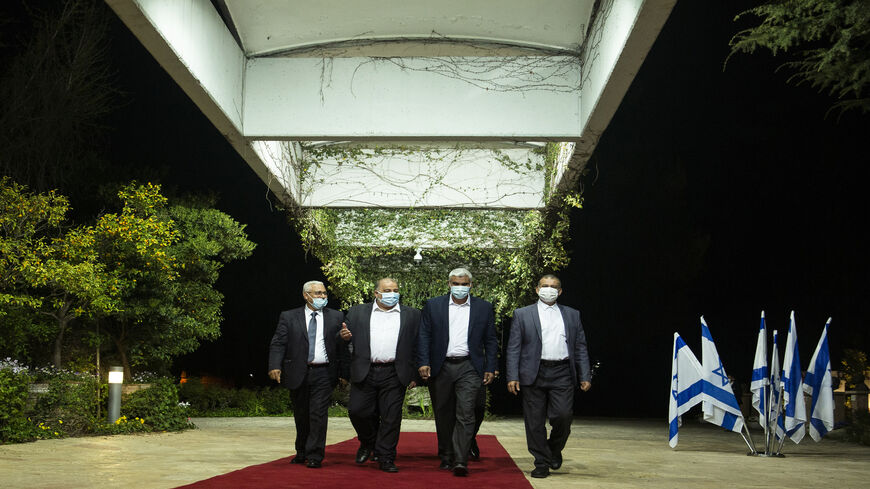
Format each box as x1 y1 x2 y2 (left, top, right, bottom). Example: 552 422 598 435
750 311 769 428
782 311 807 443
803 318 833 441
700 317 744 433
669 332 704 448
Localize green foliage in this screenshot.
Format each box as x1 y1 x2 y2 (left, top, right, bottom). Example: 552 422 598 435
841 349 868 389
0 177 255 372
290 198 581 323
178 378 291 417
121 378 192 431
30 374 101 437
0 363 33 443
729 0 870 114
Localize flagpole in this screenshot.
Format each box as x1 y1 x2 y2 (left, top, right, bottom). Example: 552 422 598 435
762 382 769 454
739 424 757 455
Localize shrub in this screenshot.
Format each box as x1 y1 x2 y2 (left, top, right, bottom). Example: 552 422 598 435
0 360 34 443
122 378 192 431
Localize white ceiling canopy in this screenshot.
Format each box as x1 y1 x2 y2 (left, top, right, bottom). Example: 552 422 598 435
107 0 677 211
219 0 595 57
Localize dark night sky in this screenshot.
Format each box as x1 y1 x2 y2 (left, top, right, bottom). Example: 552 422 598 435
10 1 866 417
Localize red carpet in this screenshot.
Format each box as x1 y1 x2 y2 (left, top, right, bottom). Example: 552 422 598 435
175 432 531 488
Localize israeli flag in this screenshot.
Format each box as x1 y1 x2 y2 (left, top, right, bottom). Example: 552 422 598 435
700 317 744 433
803 319 834 441
669 332 704 447
750 311 769 427
781 311 807 443
768 329 786 440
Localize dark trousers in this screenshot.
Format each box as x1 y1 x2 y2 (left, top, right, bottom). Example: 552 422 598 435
521 362 574 469
288 365 334 462
429 359 481 465
348 364 405 462
473 385 485 437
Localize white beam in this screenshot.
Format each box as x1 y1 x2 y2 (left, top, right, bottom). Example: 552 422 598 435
551 0 677 199
299 145 545 208
243 57 582 141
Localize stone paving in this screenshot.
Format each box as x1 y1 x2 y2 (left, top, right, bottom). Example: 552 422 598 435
1 417 869 488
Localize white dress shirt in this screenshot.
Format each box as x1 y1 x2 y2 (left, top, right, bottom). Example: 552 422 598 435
446 295 471 357
304 305 329 364
370 302 401 363
537 300 569 361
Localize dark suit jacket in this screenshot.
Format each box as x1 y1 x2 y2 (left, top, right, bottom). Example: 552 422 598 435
343 302 422 386
417 294 498 378
268 306 347 390
506 302 591 388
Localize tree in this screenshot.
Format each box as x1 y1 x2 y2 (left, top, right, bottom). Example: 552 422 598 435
729 0 870 114
0 177 124 367
99 193 255 376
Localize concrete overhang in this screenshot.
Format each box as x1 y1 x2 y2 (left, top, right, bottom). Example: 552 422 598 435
106 0 676 209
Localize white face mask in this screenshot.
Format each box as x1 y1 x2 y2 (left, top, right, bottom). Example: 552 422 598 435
537 286 559 303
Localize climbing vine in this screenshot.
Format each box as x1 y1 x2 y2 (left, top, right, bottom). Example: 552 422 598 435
283 142 581 323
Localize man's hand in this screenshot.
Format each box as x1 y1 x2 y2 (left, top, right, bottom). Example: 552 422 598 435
268 369 281 383
507 381 520 395
408 380 417 389
418 366 431 380
483 372 494 385
340 322 352 341
339 378 349 388
580 381 592 392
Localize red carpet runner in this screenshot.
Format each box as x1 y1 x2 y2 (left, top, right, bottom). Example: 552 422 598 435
175 432 531 488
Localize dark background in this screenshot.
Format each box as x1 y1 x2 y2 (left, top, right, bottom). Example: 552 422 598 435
7 1 868 418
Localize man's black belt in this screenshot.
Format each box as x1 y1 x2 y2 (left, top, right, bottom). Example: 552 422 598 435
540 359 569 367
445 356 470 363
307 363 329 368
371 362 395 368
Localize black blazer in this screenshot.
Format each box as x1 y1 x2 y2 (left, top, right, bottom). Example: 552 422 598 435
417 294 498 378
268 306 347 389
343 302 422 386
506 303 591 388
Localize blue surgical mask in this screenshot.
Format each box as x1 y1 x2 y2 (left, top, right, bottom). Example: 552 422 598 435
379 292 400 307
309 296 328 310
450 286 470 300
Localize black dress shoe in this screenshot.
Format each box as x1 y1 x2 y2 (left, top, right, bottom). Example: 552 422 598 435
355 447 373 464
531 467 550 478
379 460 399 473
306 460 322 468
468 439 480 460
289 455 306 464
550 451 562 470
372 455 379 463
439 461 453 470
452 463 468 476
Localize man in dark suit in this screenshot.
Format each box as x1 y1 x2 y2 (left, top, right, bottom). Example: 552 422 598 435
268 280 347 468
339 277 421 473
417 267 498 477
506 274 592 479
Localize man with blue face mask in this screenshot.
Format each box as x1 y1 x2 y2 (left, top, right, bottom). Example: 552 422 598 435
268 280 348 468
506 274 592 479
340 277 422 473
417 268 498 476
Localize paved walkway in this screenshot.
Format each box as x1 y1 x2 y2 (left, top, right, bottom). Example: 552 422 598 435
1 417 869 488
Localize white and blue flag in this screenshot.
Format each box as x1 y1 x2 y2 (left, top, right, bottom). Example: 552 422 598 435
700 317 745 433
768 329 786 440
669 332 704 447
803 318 833 441
750 311 769 428
781 311 807 443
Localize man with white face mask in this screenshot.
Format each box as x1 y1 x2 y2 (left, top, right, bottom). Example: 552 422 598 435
339 278 421 473
506 274 592 479
417 268 498 477
268 280 348 468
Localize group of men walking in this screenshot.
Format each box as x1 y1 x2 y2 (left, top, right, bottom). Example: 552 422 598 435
267 268 592 479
